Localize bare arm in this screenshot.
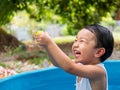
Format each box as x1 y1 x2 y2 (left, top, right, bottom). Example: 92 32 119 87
44 47 59 67
35 33 105 79
46 39 105 77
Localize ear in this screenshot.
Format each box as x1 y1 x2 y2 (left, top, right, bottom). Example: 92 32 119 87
95 48 105 58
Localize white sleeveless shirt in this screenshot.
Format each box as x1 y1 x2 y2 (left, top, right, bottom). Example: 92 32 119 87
75 63 108 90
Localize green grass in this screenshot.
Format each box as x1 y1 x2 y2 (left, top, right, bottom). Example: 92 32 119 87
0 63 10 68
54 36 75 44
53 32 120 44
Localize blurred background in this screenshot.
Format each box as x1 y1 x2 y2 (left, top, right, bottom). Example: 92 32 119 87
0 0 120 75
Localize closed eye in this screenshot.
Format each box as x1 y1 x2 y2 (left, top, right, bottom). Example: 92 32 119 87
79 39 87 42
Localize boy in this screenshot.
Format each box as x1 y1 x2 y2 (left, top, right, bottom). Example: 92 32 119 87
35 24 114 90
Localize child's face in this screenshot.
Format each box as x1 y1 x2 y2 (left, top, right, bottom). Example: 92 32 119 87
72 28 99 64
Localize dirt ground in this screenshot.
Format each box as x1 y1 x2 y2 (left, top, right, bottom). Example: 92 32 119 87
0 48 120 73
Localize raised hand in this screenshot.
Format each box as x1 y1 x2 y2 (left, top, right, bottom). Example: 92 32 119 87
34 31 52 47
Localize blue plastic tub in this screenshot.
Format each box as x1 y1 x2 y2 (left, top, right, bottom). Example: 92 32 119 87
0 60 120 90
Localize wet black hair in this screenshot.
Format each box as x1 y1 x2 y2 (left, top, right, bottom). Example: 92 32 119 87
84 24 114 62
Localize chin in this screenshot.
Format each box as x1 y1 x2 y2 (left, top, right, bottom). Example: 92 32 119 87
75 59 82 63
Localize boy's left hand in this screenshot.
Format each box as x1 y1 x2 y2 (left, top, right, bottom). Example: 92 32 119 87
34 32 52 47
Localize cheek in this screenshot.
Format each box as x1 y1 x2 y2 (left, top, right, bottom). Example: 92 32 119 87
71 44 75 53
81 47 95 56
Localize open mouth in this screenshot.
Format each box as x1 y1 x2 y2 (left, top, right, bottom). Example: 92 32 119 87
74 50 81 57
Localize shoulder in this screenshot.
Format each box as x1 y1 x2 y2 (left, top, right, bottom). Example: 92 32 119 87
85 63 106 79
89 63 106 79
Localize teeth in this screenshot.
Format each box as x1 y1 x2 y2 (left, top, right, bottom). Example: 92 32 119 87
74 50 80 54
74 50 81 58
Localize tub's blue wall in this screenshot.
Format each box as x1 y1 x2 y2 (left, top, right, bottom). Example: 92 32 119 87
104 60 120 90
0 60 120 90
0 67 76 90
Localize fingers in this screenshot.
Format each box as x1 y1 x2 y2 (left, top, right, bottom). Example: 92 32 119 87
34 31 50 46
35 31 44 36
36 38 42 43
34 31 42 41
33 31 44 39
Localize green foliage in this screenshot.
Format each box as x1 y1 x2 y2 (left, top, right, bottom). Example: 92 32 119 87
11 45 25 54
100 13 116 26
61 25 69 35
0 0 120 35
0 63 10 68
0 0 26 25
27 0 120 35
29 57 49 65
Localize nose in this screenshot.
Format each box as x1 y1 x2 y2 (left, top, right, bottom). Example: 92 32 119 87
73 41 79 48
